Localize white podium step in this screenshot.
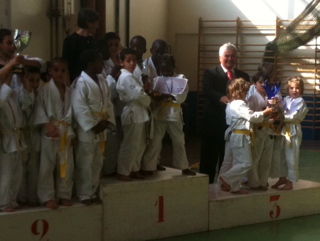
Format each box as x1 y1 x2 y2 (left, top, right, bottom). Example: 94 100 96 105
209 179 320 230
0 203 102 241
100 167 209 241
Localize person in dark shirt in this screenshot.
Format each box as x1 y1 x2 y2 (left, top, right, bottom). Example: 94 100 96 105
62 8 99 83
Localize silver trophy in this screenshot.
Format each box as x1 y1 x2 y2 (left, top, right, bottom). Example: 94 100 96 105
12 29 32 73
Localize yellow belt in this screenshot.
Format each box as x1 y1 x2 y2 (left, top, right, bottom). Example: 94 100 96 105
51 120 69 178
92 109 108 157
285 120 301 146
233 129 255 145
257 123 273 128
161 102 181 107
1 127 27 159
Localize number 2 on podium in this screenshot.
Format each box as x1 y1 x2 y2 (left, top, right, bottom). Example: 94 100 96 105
155 196 165 222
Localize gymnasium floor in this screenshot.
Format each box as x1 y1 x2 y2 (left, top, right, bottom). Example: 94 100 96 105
157 137 320 241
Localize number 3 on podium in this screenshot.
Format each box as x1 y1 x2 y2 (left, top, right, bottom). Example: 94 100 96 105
269 195 281 219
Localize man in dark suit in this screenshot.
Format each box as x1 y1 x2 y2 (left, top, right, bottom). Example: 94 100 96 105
199 42 250 184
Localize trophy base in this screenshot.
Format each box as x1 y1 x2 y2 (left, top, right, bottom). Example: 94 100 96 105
12 66 24 74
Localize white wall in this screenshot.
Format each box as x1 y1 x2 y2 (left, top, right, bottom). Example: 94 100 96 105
129 0 168 58
10 0 51 61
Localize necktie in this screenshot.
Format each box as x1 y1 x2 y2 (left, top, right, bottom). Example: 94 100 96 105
227 70 233 80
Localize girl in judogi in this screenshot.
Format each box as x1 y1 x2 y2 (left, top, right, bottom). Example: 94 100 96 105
18 66 43 207
116 48 151 181
142 54 196 176
71 50 115 205
272 77 308 190
34 58 75 209
219 78 273 194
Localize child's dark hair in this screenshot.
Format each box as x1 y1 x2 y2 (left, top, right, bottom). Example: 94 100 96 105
24 65 41 75
96 38 109 50
104 32 120 41
77 8 99 29
50 57 68 67
130 35 146 46
252 71 269 84
227 78 250 101
119 48 137 61
79 49 101 70
257 62 275 81
160 54 176 69
0 29 11 43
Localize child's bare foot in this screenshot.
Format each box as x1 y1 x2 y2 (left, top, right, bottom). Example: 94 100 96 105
271 177 288 189
60 199 73 207
157 164 166 171
250 187 260 190
80 199 92 206
259 186 268 191
281 180 293 190
219 176 231 190
140 170 153 176
130 171 146 179
220 184 231 192
182 168 196 176
3 207 15 212
117 173 133 181
45 200 58 209
231 189 249 194
92 197 102 204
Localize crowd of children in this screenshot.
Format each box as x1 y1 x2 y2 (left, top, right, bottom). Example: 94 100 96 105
0 21 196 211
0 8 310 212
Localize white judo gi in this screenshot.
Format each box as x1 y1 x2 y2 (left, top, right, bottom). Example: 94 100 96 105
102 74 125 176
246 91 275 188
220 100 265 192
101 59 113 79
275 96 308 182
218 103 233 180
0 83 30 210
18 83 44 204
142 74 189 171
143 57 158 86
33 79 75 203
72 71 115 201
116 68 151 176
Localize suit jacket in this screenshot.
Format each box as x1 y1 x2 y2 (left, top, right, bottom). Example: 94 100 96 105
201 65 250 134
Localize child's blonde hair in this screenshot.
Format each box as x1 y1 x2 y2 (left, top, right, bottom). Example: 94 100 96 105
287 76 304 95
227 78 250 101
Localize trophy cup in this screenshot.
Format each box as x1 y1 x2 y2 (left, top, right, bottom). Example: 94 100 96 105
263 79 283 132
12 29 32 74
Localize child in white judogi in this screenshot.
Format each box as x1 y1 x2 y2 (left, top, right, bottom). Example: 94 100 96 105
72 50 115 204
219 78 273 194
142 39 167 171
34 58 75 209
103 32 121 75
18 66 43 206
0 71 31 212
142 54 196 176
272 77 308 190
102 65 124 176
116 48 151 181
246 72 281 190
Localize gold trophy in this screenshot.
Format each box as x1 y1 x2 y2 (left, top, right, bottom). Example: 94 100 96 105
12 29 32 74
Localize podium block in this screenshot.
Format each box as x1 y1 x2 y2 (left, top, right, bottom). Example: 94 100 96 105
0 204 102 241
209 179 320 230
101 168 209 241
